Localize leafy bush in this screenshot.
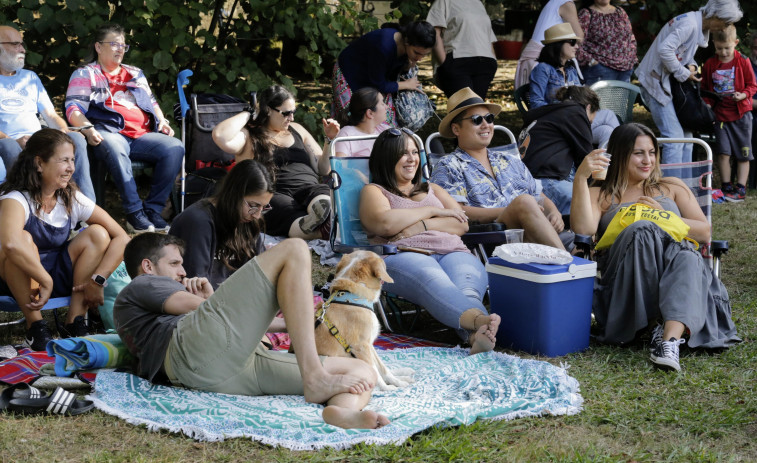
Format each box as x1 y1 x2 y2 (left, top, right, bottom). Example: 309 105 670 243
0 0 377 135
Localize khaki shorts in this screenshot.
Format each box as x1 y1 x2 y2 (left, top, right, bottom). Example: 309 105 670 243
164 257 322 396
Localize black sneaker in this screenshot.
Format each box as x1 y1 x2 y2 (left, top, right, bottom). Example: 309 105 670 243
126 209 155 234
145 208 169 232
649 324 664 352
62 316 90 339
650 337 686 371
24 320 54 351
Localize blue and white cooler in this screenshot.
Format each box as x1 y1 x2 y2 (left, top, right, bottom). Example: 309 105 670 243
485 255 597 357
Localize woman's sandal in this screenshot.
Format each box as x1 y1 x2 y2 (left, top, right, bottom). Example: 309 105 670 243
0 383 47 412
7 386 94 416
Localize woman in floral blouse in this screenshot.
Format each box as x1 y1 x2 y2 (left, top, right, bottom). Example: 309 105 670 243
576 0 637 86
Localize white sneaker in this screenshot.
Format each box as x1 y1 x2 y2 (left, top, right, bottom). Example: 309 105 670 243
650 337 686 371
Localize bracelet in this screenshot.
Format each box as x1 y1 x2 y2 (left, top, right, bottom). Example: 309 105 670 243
325 136 334 144
421 220 427 231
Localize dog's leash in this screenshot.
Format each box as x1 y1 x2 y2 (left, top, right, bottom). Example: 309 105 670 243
314 290 374 358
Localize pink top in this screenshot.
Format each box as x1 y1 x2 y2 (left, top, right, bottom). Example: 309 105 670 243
368 184 470 254
333 123 390 157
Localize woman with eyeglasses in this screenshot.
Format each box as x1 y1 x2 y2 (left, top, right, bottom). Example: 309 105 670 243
359 129 500 354
332 87 391 158
65 23 184 234
332 21 436 127
213 85 338 239
169 160 274 289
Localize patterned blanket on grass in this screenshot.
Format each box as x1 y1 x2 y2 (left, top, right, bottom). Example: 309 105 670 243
89 347 583 450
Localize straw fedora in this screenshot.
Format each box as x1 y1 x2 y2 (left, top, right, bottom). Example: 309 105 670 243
438 87 501 138
541 23 579 45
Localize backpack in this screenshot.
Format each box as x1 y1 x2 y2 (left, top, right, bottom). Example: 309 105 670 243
669 76 716 133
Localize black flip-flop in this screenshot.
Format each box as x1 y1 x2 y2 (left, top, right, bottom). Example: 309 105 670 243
8 386 94 416
0 384 47 412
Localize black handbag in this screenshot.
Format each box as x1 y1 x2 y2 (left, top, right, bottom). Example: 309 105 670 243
669 76 716 133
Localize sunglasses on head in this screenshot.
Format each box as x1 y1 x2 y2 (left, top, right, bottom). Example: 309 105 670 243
564 39 578 46
461 113 496 125
270 107 296 118
386 127 415 137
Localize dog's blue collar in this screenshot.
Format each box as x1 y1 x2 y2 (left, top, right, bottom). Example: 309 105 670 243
327 290 374 310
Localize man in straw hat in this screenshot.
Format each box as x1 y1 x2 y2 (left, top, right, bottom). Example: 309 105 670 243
430 87 567 249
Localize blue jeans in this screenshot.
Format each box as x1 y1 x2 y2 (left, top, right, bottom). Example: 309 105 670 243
94 131 184 214
382 251 488 340
640 86 692 164
580 63 633 87
540 168 575 215
0 132 95 200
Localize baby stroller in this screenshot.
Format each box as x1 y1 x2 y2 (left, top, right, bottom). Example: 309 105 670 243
173 70 255 212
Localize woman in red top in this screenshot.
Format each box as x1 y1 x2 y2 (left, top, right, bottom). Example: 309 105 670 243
576 0 637 86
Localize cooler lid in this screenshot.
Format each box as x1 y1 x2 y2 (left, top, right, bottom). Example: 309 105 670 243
486 255 597 277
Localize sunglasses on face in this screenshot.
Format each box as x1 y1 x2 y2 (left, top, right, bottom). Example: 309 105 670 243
564 39 578 46
461 113 496 125
270 107 296 118
245 200 272 215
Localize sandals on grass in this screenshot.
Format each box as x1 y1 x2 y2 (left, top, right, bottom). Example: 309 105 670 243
1 384 94 416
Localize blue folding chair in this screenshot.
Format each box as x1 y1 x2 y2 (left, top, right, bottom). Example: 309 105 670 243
0 296 70 328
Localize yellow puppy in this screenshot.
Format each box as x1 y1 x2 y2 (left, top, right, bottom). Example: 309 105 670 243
314 250 414 390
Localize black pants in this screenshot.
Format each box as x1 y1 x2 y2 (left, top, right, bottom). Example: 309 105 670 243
435 53 497 99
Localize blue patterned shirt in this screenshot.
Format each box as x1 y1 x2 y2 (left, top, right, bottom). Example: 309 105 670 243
430 144 539 208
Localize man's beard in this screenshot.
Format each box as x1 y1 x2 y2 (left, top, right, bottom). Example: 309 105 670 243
0 50 25 73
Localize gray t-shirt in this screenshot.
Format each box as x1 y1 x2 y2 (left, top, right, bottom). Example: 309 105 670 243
114 275 187 382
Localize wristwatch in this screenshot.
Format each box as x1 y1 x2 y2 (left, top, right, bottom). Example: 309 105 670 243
92 274 108 287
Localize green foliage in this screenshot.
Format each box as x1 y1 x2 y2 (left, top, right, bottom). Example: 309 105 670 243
0 0 377 134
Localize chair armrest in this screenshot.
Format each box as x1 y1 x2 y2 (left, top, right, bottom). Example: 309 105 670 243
467 222 506 233
711 239 728 257
333 244 398 255
462 231 508 246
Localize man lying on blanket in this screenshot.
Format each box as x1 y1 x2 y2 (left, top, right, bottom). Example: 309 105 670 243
114 233 388 429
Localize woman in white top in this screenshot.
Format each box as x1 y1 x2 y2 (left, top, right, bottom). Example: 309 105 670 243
514 0 583 89
333 87 391 158
0 129 129 350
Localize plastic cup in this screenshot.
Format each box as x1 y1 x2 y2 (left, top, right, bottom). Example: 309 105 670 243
592 153 612 180
505 229 524 244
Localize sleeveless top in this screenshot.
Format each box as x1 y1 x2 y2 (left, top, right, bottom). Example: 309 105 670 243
368 184 470 255
598 195 681 238
272 127 319 190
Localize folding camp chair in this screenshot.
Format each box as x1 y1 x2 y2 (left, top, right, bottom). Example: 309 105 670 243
329 132 505 331
0 296 69 328
657 138 728 277
589 80 641 125
513 84 531 115
573 138 728 277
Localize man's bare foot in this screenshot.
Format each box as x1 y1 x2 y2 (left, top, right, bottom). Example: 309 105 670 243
303 372 374 404
469 324 496 355
322 405 391 429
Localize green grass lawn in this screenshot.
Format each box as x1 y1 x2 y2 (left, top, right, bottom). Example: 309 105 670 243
1 63 755 462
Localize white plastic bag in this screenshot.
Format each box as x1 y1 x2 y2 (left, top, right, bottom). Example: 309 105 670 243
491 243 573 265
